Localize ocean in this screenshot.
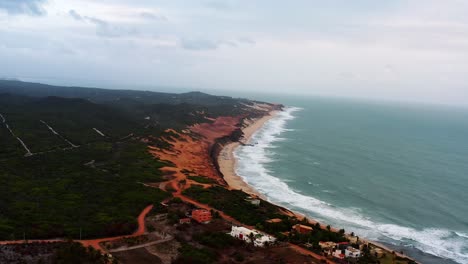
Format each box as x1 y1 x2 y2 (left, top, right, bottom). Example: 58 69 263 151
234 96 468 264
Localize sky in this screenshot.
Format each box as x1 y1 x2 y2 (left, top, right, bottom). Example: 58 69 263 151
1 0 468 105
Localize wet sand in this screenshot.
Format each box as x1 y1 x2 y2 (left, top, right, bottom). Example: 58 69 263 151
218 111 278 199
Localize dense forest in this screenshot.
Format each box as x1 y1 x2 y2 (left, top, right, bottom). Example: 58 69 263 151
0 80 263 240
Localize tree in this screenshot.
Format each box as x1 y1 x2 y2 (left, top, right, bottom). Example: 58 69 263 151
248 232 255 244
326 225 331 231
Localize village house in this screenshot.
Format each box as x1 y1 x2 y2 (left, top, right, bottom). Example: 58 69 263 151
371 247 384 258
332 249 346 260
292 224 313 234
345 246 362 258
266 218 282 224
229 226 276 247
337 241 350 249
179 218 191 224
245 197 261 206
191 209 212 223
319 241 337 250
150 213 168 221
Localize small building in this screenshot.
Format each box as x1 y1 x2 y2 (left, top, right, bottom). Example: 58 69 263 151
337 241 350 250
292 224 313 234
371 248 384 258
266 218 283 224
319 241 337 250
179 218 191 224
151 213 168 221
332 249 345 260
191 209 212 223
245 197 261 206
345 246 362 258
254 233 276 247
230 226 276 247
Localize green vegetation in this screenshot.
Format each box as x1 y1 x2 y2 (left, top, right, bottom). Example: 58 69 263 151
288 222 348 250
173 243 217 264
0 80 272 241
0 141 169 239
183 185 283 226
194 231 241 249
0 241 112 264
53 241 112 264
188 176 216 184
173 231 243 264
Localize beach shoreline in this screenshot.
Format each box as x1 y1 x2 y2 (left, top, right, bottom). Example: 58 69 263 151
217 109 420 264
218 111 278 199
218 109 320 222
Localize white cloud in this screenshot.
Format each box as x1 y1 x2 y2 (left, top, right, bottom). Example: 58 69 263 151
0 0 47 16
0 0 468 105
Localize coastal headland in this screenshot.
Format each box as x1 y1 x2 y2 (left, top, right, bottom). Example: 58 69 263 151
147 102 419 264
0 80 419 263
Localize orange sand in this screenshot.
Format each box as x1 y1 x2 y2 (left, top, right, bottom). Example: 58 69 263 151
218 111 278 197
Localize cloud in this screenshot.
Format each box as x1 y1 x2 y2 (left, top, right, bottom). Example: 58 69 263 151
237 37 255 45
0 0 47 16
68 9 138 38
181 38 219 51
181 37 255 51
203 1 232 10
2 0 468 105
68 9 82 21
140 11 167 21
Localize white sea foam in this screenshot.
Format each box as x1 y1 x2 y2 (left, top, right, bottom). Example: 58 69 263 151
234 106 468 264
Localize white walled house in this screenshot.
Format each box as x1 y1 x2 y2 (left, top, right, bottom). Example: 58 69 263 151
345 247 362 258
230 226 253 242
332 249 345 259
229 226 276 247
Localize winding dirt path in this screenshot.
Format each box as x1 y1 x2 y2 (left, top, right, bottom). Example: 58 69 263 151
0 205 154 253
79 205 153 252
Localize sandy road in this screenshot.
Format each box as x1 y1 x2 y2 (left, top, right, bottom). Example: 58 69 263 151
0 205 154 253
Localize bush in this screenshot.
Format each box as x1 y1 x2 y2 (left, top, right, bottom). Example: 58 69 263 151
173 244 217 264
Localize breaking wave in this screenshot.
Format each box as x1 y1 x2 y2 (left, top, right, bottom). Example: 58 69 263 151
234 107 468 264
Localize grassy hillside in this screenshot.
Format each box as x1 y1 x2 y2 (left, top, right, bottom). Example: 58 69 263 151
0 80 266 240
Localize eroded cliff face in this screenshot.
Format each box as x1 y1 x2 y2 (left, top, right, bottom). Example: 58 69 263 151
148 103 282 185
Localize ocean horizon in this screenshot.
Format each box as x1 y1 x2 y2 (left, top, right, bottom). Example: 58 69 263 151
234 96 468 264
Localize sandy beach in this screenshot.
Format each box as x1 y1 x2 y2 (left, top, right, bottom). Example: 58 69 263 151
218 111 278 199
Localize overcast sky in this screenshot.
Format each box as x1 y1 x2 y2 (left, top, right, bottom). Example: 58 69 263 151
1 0 468 105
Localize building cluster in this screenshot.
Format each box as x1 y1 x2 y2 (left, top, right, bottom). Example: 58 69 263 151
319 241 362 259
229 226 276 247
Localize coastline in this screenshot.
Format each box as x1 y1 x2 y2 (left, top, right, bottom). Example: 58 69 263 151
218 109 316 223
218 109 420 264
218 111 278 199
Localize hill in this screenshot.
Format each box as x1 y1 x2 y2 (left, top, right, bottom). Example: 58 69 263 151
0 80 266 240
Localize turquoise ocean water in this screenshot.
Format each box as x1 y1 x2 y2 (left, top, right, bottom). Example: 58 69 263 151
234 96 468 264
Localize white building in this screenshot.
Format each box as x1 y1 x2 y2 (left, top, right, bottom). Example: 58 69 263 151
229 226 276 247
345 246 362 258
245 197 261 206
332 249 345 259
